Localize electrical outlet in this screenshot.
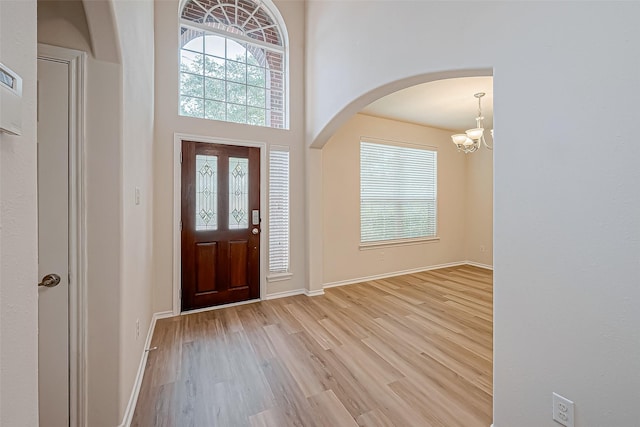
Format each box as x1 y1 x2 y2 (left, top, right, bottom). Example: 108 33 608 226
135 187 141 205
552 392 574 427
135 319 140 340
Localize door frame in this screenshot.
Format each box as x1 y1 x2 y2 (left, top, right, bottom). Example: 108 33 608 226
37 44 88 427
173 133 267 315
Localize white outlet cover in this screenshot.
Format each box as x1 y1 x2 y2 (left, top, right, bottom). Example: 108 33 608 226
552 392 574 427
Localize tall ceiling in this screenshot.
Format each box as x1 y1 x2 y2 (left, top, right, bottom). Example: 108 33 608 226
360 76 493 132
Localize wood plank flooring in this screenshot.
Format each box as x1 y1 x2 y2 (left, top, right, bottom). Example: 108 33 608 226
132 265 493 427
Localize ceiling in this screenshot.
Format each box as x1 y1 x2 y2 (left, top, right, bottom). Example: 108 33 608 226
360 76 493 132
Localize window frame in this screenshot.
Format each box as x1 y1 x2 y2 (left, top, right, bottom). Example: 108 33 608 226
178 0 289 129
359 137 439 249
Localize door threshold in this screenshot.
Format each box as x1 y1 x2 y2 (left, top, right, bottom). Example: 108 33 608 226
180 298 261 316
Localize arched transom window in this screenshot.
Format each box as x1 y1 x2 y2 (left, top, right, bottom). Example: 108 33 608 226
179 0 287 129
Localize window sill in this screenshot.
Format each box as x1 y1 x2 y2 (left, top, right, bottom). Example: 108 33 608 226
267 272 293 282
359 236 440 250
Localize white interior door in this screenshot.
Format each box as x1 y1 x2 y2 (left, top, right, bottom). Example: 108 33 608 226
37 57 70 427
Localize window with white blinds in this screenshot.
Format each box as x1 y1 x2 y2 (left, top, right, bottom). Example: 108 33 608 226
268 147 290 273
360 140 437 244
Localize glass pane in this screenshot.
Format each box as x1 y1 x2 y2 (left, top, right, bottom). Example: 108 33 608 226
180 72 204 97
268 71 284 92
265 51 283 72
204 77 225 101
227 81 246 104
182 33 204 53
227 60 247 83
180 96 204 118
196 155 218 231
247 65 266 87
180 49 203 74
267 89 284 113
205 100 225 121
247 86 266 108
204 55 225 79
247 107 266 126
227 103 247 124
204 35 225 57
247 47 265 67
360 142 437 242
226 39 247 63
228 157 249 229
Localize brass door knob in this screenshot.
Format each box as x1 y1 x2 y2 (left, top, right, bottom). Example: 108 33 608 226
38 273 61 288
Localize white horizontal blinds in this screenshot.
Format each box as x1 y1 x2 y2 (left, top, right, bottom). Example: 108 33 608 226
269 148 290 273
360 141 437 243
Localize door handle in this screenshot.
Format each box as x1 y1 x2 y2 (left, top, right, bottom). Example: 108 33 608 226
38 273 61 288
252 228 259 235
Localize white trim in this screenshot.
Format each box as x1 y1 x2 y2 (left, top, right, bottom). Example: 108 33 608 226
323 261 468 289
359 236 440 250
37 44 87 427
118 311 174 427
304 289 325 297
267 272 293 282
173 133 267 316
465 260 494 271
181 298 260 315
265 289 305 300
360 135 439 152
180 22 285 54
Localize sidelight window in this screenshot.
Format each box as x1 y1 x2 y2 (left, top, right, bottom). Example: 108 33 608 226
268 147 290 275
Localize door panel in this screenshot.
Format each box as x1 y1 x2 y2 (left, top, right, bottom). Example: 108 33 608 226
229 240 249 287
37 58 70 426
195 242 218 293
182 141 260 311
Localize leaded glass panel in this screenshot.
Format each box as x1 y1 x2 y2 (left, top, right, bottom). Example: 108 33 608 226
228 157 249 229
195 155 218 231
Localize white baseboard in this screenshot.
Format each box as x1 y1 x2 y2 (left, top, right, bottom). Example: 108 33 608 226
304 289 325 297
118 310 173 427
265 289 305 300
323 261 469 289
465 260 494 270
180 298 260 315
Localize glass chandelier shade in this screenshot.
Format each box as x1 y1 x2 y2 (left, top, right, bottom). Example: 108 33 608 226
451 93 493 154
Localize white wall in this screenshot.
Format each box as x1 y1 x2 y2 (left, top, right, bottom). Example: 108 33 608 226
0 1 39 425
39 0 156 424
38 2 123 423
322 114 466 285
152 0 307 311
307 1 640 425
465 143 493 267
111 0 155 420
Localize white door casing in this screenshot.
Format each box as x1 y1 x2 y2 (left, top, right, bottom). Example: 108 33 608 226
37 44 87 427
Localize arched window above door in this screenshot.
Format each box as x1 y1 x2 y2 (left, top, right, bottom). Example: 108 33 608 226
179 0 288 129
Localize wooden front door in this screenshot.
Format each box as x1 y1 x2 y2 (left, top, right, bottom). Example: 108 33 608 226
181 141 261 311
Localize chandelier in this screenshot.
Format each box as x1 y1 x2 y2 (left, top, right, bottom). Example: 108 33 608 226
451 92 493 154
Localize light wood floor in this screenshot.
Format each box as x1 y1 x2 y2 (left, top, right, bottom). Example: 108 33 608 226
132 265 493 427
